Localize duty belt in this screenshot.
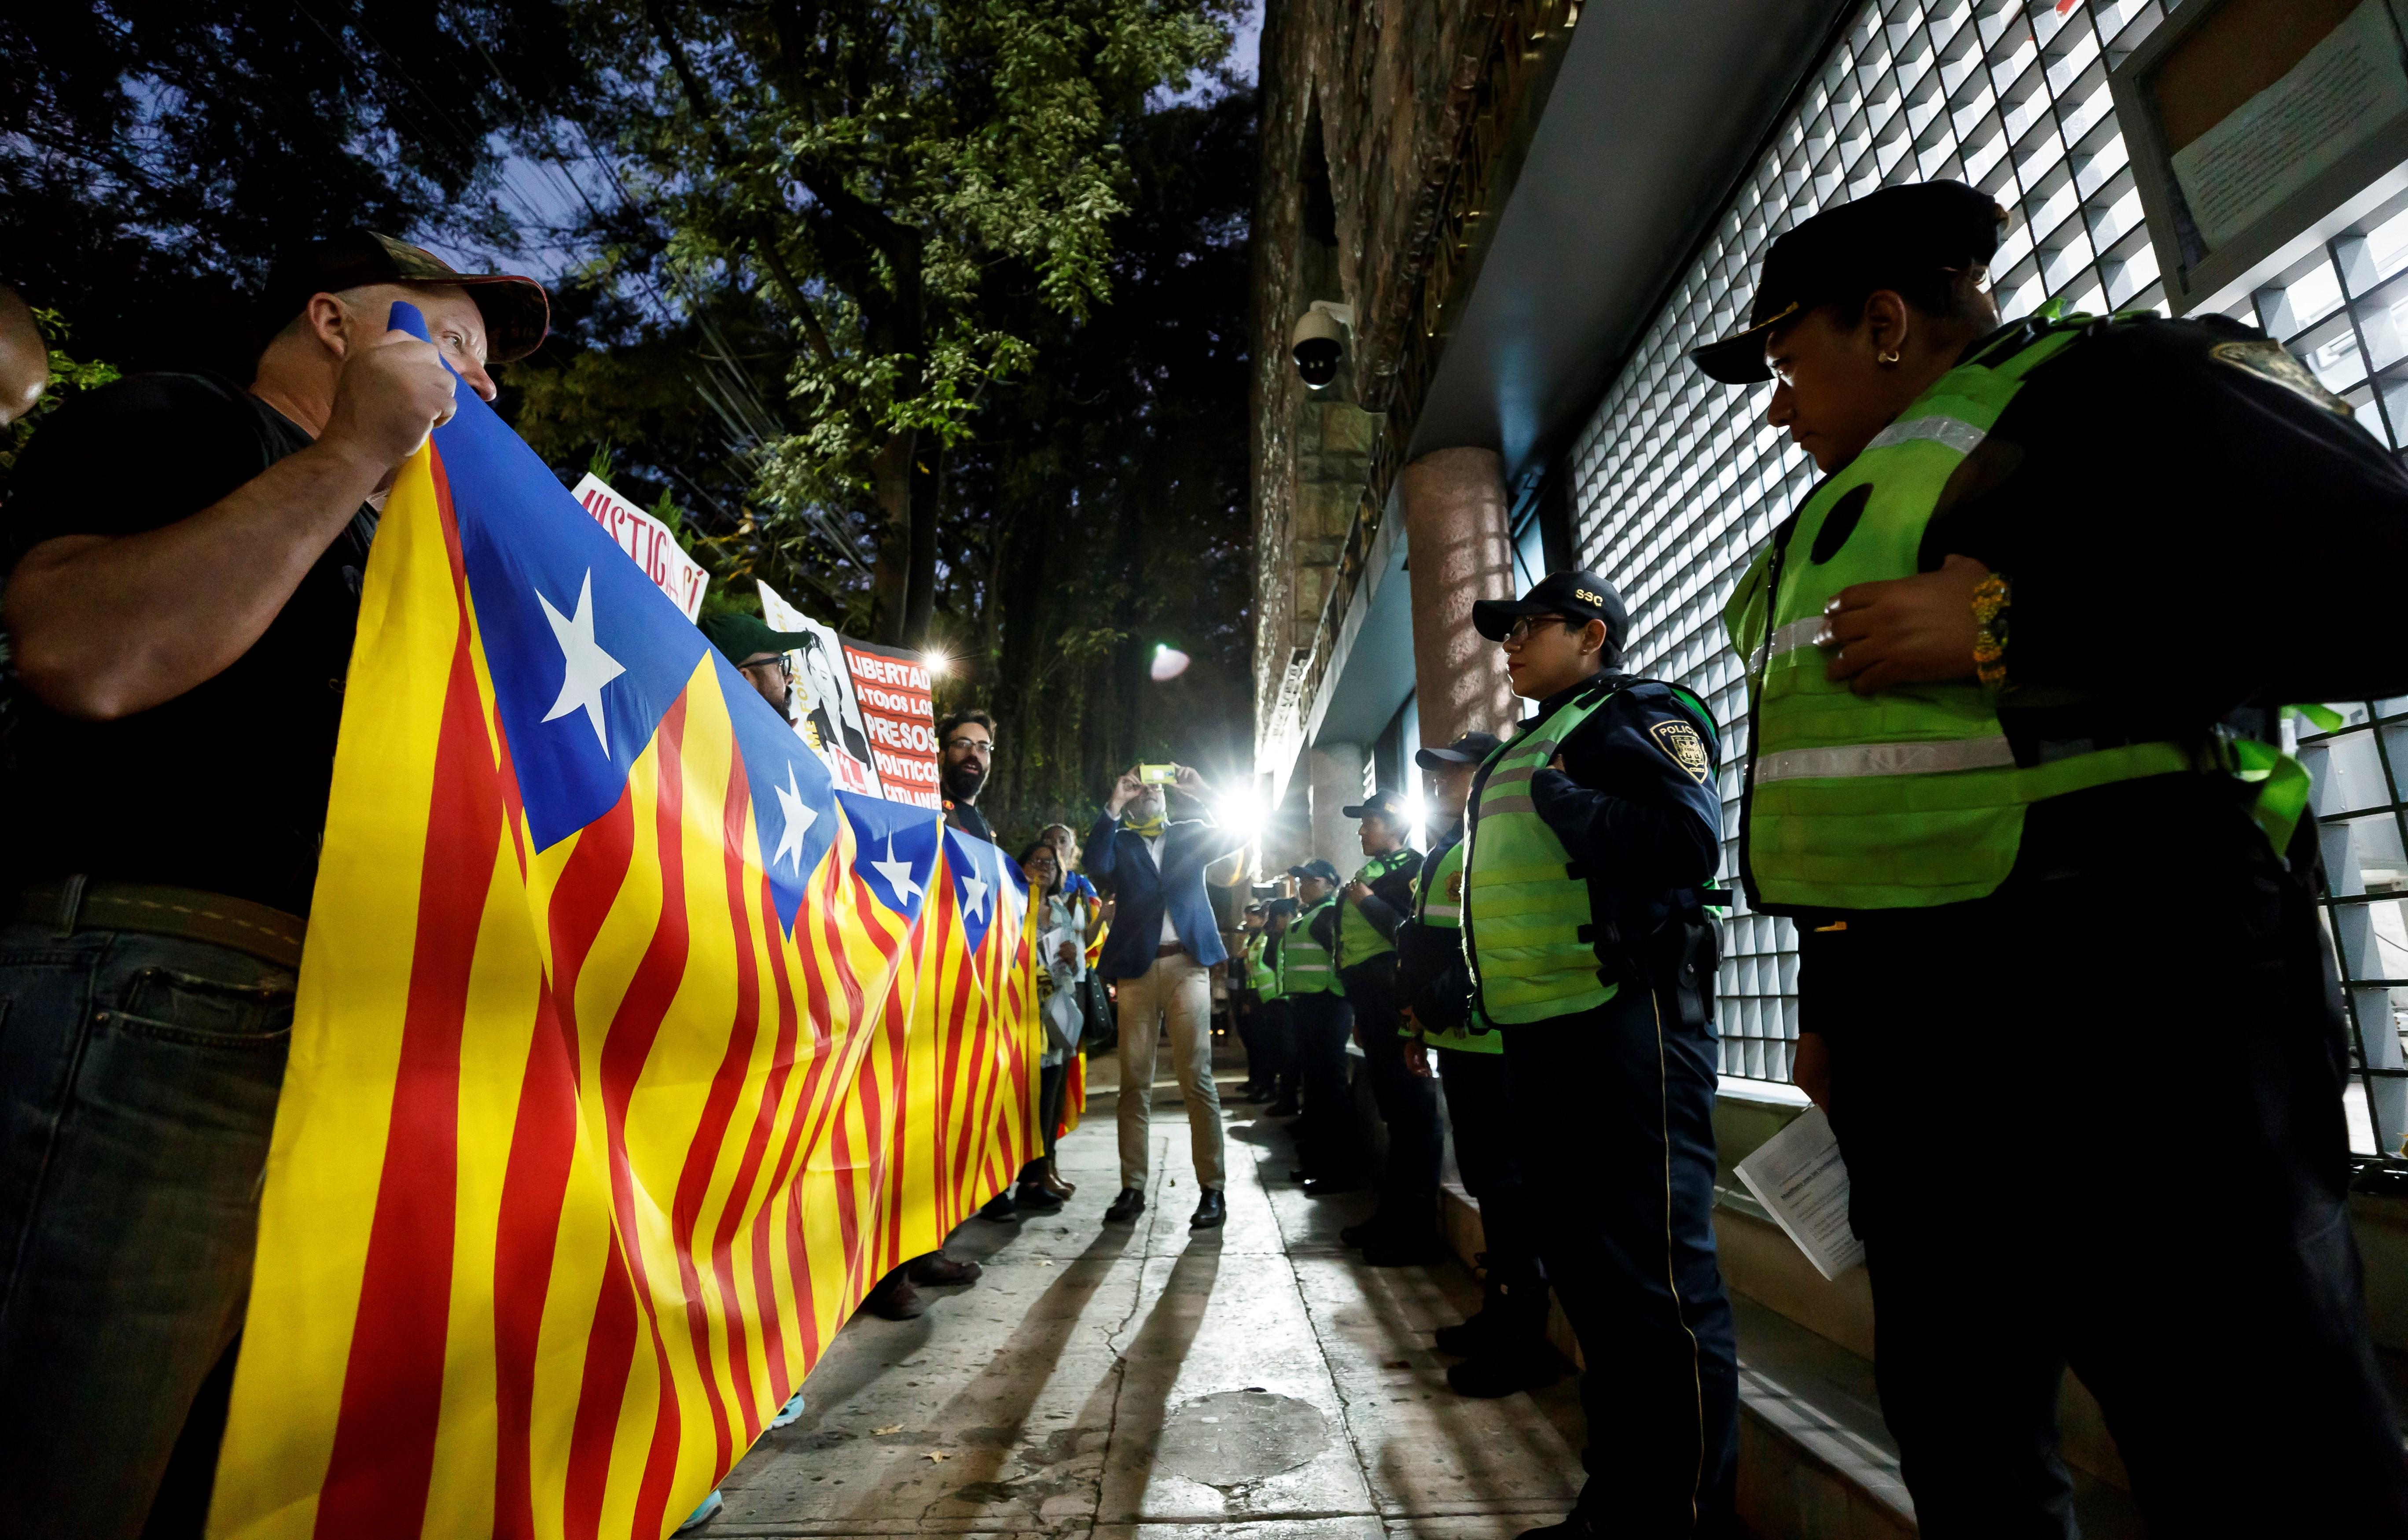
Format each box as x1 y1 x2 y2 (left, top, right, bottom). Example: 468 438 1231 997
12 877 307 971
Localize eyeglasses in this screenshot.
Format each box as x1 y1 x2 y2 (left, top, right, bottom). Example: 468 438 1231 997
1501 615 1572 645
740 656 792 676
943 736 991 753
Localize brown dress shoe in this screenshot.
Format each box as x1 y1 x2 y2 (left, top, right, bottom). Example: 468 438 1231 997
907 1251 982 1286
862 1267 925 1320
1040 1163 1076 1198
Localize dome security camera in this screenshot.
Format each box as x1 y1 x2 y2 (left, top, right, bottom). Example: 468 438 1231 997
1290 302 1355 390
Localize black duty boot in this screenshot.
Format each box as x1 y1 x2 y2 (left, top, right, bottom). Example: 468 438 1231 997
1189 1189 1227 1228
1338 1215 1389 1249
1103 1187 1147 1222
1446 1278 1559 1397
1434 1257 1506 1356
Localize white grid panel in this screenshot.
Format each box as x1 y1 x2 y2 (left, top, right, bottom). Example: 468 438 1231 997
1569 0 2197 1087
2270 199 2408 1157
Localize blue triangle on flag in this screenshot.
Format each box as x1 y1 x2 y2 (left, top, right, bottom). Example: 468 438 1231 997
840 794 942 922
722 654 839 934
944 826 1002 953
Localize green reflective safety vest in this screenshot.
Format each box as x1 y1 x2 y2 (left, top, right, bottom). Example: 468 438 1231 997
1338 847 1418 969
1408 832 1499 1054
1245 932 1280 998
1463 682 1637 1024
1281 898 1344 997
1725 315 2200 913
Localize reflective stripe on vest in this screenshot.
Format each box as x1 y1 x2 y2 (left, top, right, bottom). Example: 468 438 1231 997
1339 847 1416 968
1281 899 1343 996
1725 314 2197 912
1461 686 1621 1024
1410 833 1499 1054
1245 935 1279 996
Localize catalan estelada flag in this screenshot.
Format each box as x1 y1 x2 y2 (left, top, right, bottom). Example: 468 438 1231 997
207 307 1040 1540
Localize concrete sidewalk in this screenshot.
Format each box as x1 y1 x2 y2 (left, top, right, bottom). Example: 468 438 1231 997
704 1067 1585 1538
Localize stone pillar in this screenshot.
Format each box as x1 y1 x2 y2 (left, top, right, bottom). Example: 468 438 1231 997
1307 743 1367 872
1401 447 1518 748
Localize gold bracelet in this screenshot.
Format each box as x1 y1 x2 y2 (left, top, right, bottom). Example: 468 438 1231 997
1971 573 2010 691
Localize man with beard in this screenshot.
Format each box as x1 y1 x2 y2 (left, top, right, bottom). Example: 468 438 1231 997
938 709 999 842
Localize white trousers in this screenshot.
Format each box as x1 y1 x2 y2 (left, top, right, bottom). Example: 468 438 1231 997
1114 951 1224 1190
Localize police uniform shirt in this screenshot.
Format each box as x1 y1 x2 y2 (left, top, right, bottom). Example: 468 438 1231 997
1519 671 1724 941
1842 313 2408 884
1922 313 2408 730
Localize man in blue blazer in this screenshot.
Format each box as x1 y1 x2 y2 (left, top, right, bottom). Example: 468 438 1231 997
1086 763 1246 1228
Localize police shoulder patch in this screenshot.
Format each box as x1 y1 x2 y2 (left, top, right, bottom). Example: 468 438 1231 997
2210 339 2353 417
1650 719 1711 784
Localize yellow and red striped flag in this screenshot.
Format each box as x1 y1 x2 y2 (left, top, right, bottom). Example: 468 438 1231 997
207 306 1039 1539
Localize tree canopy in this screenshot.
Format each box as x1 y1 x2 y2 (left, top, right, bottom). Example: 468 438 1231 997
1 0 1258 847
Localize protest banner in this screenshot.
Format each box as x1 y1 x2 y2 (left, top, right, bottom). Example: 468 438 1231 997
756 582 886 800
569 472 710 620
842 638 942 811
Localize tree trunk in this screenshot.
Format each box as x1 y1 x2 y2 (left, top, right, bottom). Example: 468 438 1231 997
869 428 915 644
901 440 940 648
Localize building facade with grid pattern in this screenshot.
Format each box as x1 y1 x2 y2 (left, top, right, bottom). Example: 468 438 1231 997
1569 0 2408 1156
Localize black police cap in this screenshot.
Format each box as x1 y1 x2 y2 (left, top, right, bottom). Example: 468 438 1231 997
1288 858 1342 884
1415 730 1502 770
1689 181 2007 385
1341 788 1411 822
1471 570 1629 648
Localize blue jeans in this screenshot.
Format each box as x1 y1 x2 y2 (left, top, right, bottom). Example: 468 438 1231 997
0 923 295 1539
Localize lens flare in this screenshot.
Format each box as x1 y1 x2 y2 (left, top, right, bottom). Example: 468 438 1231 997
1149 643 1191 682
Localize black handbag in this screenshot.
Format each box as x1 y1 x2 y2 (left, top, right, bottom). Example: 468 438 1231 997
1079 973 1118 1057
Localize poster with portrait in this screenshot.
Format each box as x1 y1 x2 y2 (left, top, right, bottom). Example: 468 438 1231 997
756 581 885 798
841 638 942 811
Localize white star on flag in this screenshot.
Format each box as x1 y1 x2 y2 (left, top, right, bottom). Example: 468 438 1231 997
960 869 990 924
771 765 816 874
872 833 924 905
537 570 625 756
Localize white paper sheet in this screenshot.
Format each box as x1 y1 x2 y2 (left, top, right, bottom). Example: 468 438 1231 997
2169 0 2408 252
1733 1104 1868 1283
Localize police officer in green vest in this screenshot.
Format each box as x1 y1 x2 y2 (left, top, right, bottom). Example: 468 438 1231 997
1396 729 1557 1397
1694 179 2408 1534
1283 860 1362 1191
1461 571 1733 1540
1332 789 1440 1264
1231 903 1273 1102
1256 898 1299 1113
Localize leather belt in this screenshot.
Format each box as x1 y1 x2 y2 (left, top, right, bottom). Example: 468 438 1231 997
12 877 307 972
1156 941 1187 959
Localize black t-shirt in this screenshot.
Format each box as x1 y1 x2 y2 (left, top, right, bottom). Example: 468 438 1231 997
944 799 993 844
1 372 379 915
